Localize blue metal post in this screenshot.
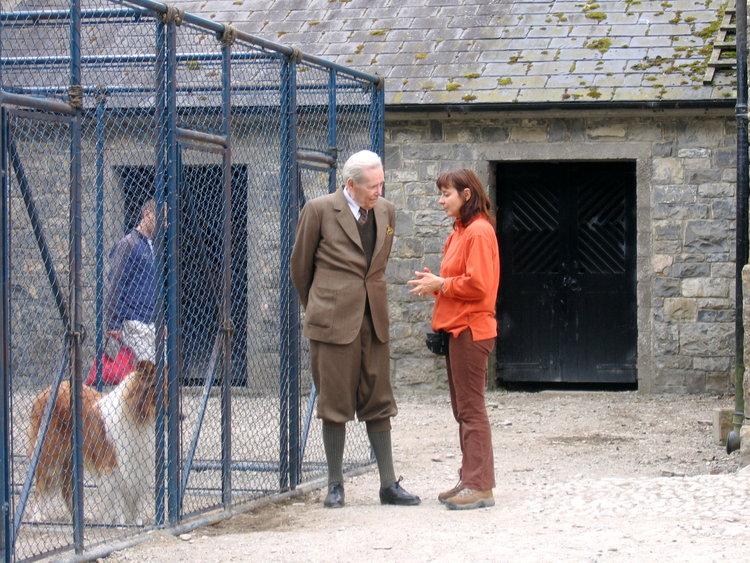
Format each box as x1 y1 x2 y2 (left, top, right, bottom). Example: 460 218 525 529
369 79 384 160
94 95 106 391
1 50 275 69
279 54 300 491
220 38 233 508
7 81 363 101
154 19 167 528
165 18 182 525
69 0 85 552
0 7 149 22
1 107 13 563
378 84 385 163
327 69 337 194
289 174 300 488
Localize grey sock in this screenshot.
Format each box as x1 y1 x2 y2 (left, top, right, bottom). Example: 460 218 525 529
367 429 396 488
322 421 345 485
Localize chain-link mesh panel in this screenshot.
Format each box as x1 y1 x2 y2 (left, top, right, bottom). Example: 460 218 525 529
296 165 331 484
227 39 286 502
80 0 157 109
176 149 226 517
176 23 223 136
2 1 384 559
294 61 375 483
76 1 161 552
4 4 167 557
8 112 73 562
0 2 71 102
173 21 229 519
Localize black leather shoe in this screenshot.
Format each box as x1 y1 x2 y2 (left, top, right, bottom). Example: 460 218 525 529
324 482 345 508
379 477 421 506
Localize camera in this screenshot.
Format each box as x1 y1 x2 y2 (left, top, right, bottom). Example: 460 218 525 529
425 331 449 356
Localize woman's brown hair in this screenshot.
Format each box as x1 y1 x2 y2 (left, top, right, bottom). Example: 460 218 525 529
436 168 495 227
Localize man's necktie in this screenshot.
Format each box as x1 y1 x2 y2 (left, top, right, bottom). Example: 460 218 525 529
358 207 368 225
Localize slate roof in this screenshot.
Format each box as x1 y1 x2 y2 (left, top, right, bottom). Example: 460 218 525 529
170 0 737 105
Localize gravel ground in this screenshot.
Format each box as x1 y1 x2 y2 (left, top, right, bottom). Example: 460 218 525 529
105 389 749 562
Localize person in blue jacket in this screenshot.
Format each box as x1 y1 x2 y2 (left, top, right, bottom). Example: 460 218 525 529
105 198 158 363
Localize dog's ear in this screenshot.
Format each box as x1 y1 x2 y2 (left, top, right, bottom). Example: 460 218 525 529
134 360 156 381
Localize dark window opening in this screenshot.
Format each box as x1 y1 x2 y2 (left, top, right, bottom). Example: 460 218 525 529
118 164 248 386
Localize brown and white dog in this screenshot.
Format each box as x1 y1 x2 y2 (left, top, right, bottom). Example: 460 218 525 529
28 360 163 525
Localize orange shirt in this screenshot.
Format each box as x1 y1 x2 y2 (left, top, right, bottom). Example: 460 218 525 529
432 215 500 341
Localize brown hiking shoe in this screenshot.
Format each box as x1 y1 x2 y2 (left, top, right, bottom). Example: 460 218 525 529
437 481 464 504
444 488 494 510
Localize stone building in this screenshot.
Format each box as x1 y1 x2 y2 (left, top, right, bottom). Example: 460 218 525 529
74 0 750 392
173 0 741 393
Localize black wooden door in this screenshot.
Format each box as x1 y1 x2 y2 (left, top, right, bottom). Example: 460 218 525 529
497 162 637 384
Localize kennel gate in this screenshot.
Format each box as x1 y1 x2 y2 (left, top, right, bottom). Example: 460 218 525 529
0 1 384 560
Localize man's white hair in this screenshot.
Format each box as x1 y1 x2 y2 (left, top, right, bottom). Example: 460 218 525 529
342 150 382 185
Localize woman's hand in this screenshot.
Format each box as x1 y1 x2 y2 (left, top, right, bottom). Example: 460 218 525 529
407 267 444 297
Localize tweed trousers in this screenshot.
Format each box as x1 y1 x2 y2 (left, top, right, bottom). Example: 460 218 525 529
310 312 396 431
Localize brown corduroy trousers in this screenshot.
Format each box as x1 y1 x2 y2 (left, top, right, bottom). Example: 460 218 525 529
446 328 496 491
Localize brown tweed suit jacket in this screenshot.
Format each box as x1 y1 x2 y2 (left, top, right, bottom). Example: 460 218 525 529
290 189 396 345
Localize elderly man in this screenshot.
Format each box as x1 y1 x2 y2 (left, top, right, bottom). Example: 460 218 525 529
291 150 420 508
105 198 158 363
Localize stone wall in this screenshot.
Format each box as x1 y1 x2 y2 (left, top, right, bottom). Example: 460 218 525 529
7 107 737 394
742 265 750 466
383 109 737 393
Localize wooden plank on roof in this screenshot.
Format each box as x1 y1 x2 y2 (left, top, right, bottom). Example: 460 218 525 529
704 11 735 84
707 59 737 68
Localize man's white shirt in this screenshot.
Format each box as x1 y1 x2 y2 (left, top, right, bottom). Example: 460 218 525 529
343 186 366 221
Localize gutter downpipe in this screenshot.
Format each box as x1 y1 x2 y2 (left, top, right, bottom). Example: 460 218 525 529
728 0 748 455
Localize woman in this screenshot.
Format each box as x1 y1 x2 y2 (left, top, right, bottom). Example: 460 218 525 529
407 169 500 510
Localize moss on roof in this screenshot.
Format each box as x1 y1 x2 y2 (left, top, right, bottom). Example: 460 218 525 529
173 0 736 104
